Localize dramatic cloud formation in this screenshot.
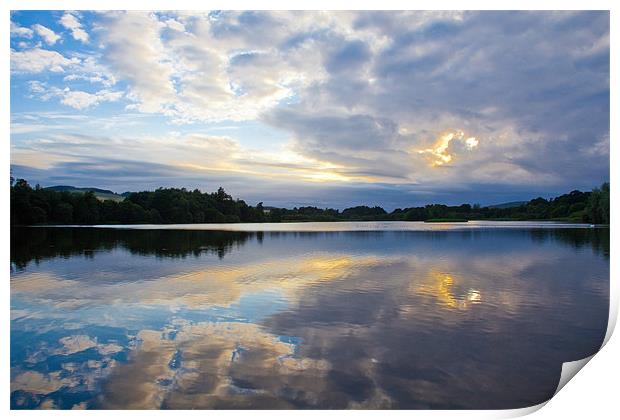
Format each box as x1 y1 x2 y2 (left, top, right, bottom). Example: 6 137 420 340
417 130 479 166
10 11 609 207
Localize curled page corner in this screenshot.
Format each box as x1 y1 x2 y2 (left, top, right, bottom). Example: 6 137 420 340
602 298 618 348
554 355 595 397
505 355 598 418
500 401 548 418
521 301 617 415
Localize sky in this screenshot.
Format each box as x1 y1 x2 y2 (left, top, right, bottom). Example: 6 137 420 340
10 10 610 209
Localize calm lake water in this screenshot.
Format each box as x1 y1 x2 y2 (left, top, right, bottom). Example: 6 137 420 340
10 223 609 409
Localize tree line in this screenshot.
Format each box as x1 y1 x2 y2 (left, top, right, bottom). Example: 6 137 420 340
10 178 610 226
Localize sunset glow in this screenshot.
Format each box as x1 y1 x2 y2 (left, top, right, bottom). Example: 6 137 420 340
10 11 609 208
417 130 480 166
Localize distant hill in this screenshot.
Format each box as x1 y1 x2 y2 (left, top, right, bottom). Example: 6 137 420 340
44 185 125 202
487 201 527 209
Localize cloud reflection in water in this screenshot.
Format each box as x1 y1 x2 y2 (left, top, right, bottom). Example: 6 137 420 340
10 227 609 409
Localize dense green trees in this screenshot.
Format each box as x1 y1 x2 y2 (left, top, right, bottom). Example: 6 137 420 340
10 180 266 225
10 178 610 226
388 186 608 223
341 206 387 219
586 182 610 224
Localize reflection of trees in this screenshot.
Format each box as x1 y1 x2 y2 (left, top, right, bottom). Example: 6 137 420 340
10 228 254 271
11 227 610 272
10 226 610 409
529 228 610 259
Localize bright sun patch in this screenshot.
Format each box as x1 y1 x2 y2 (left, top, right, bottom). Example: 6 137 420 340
418 130 479 166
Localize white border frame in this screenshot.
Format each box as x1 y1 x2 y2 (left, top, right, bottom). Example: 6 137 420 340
2 2 616 419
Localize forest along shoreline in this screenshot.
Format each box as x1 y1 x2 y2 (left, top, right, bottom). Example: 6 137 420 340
10 178 610 226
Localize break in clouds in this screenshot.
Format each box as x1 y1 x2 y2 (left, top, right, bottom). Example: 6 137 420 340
10 11 609 208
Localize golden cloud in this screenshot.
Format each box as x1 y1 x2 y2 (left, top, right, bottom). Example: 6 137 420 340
417 130 479 166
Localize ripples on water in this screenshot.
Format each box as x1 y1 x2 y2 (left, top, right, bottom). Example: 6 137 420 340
10 224 609 409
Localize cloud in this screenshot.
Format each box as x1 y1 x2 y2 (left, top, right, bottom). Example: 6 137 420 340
11 48 80 73
417 130 479 166
58 335 98 355
63 56 117 87
10 21 33 38
264 109 417 182
9 11 610 205
32 24 61 45
91 11 608 189
163 18 185 32
63 73 115 87
59 12 89 43
94 11 329 121
98 12 177 113
60 89 123 109
11 371 78 395
27 81 123 109
325 39 371 74
262 11 609 191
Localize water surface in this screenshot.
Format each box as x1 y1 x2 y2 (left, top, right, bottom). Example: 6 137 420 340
10 223 609 409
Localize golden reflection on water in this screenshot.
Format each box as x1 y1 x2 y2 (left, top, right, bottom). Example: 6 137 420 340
11 252 528 409
415 271 482 310
11 254 390 408
11 254 384 311
99 321 333 409
11 255 497 408
10 229 610 409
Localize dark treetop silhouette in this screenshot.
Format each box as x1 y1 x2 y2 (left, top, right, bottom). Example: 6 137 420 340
10 178 610 226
